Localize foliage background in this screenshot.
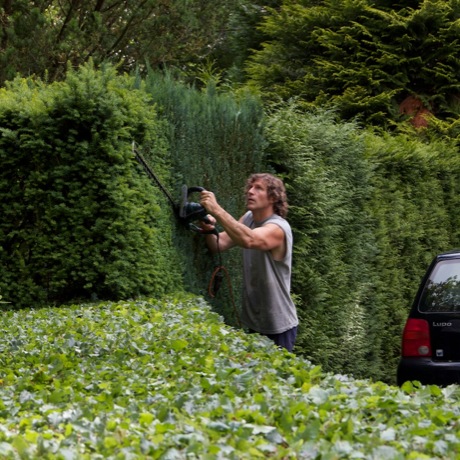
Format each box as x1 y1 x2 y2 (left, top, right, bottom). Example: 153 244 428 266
0 0 240 85
246 0 460 130
2 0 460 385
264 106 377 378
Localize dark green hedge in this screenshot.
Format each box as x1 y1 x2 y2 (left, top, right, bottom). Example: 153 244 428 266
2 63 460 384
145 72 267 326
0 63 182 308
264 104 460 383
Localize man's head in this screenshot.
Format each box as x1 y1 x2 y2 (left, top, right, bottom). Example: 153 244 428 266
245 173 288 218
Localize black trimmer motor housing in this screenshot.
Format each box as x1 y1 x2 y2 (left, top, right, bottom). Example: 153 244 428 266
179 185 216 234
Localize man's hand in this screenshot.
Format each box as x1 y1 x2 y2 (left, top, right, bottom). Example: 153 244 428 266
199 214 217 233
200 190 221 216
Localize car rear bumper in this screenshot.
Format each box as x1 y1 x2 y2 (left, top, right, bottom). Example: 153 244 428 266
397 358 460 386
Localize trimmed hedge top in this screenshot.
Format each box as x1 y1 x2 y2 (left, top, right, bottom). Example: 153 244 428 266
0 295 459 459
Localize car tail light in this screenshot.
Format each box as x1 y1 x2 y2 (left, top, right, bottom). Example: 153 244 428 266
401 318 432 357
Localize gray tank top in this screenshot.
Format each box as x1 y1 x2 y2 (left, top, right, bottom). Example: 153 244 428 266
240 212 298 334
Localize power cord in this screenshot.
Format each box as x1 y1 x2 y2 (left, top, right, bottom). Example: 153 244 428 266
207 233 242 328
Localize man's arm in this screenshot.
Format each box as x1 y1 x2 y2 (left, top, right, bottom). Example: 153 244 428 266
200 191 285 256
201 224 235 255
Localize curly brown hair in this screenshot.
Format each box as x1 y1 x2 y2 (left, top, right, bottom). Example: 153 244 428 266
245 173 289 218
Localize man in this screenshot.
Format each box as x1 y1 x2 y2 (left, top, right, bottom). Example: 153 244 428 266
200 173 298 352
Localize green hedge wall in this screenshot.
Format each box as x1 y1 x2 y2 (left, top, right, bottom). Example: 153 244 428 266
0 63 182 308
365 132 460 382
265 106 377 379
3 63 460 384
145 72 267 326
264 104 460 383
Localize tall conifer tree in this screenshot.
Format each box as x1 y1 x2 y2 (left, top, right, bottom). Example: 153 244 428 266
246 0 460 127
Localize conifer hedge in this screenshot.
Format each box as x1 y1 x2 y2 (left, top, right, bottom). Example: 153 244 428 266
0 63 182 308
265 106 378 380
3 63 460 384
145 72 267 325
264 104 460 383
365 133 460 382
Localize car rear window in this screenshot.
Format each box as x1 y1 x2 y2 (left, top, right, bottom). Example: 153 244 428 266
419 259 460 312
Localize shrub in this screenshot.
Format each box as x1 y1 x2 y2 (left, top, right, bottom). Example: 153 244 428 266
0 296 459 458
145 71 267 326
0 63 182 308
265 105 377 379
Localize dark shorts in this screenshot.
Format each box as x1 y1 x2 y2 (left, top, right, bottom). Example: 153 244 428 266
249 326 298 352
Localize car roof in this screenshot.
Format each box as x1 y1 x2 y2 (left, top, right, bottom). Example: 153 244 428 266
436 249 460 260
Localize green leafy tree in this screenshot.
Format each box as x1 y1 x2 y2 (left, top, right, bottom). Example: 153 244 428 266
246 0 460 127
222 0 283 83
0 0 239 86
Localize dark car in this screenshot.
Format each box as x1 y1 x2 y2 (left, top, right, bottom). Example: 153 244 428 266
397 249 460 386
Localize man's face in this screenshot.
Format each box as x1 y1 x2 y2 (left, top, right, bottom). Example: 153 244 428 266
245 179 274 211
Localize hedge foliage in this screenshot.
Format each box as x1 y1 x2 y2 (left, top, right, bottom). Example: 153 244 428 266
365 132 460 382
2 63 460 384
264 104 460 383
265 106 378 379
145 71 267 325
0 63 182 308
1 296 460 459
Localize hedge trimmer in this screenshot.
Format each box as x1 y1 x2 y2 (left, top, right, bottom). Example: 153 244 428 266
131 142 239 325
131 142 216 235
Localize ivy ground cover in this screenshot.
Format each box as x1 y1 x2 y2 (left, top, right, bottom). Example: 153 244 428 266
0 295 459 459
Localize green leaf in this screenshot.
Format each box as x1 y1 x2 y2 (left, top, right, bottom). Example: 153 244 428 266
171 338 188 352
139 412 155 426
